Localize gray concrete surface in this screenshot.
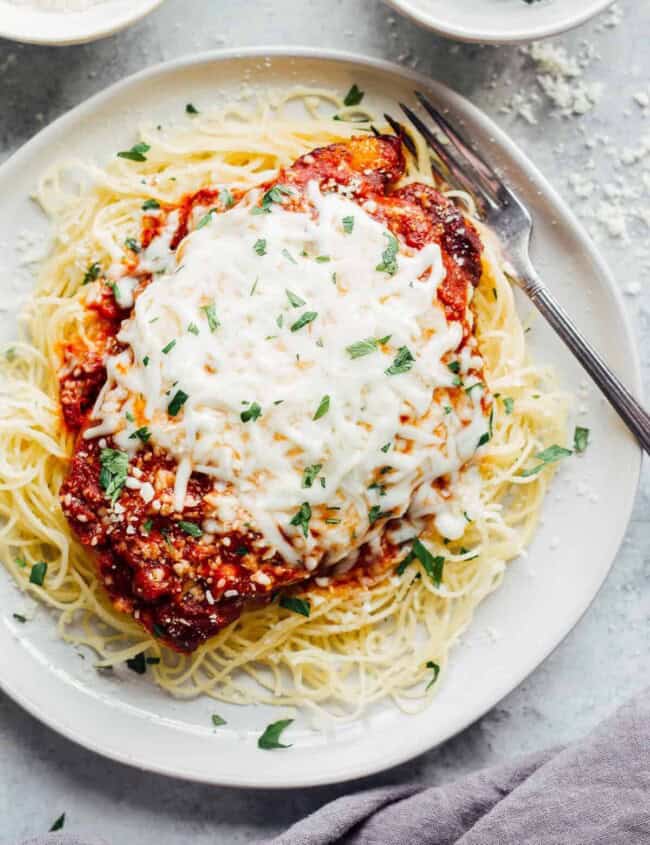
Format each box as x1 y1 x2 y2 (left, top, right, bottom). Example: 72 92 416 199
0 1 648 843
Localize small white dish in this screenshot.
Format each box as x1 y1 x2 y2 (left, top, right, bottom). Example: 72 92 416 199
384 0 617 44
0 0 164 46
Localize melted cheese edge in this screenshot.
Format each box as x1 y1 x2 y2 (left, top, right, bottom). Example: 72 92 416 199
86 183 490 570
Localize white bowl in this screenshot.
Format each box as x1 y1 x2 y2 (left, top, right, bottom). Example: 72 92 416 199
0 0 164 46
384 0 617 43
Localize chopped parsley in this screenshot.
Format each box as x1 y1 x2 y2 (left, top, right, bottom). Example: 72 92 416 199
29 561 48 586
346 335 390 359
368 505 389 525
187 322 199 335
396 538 444 586
167 389 189 416
126 653 147 675
250 277 259 296
186 102 199 115
99 448 129 504
343 83 365 107
5 347 15 362
201 302 219 332
290 502 312 538
385 346 414 376
143 355 150 367
282 248 297 265
503 396 515 415
254 238 267 256
12 613 26 623
376 232 399 276
574 426 590 454
279 596 311 617
315 255 330 263
82 262 101 285
465 382 484 396
125 237 140 253
49 814 66 833
117 142 150 162
313 395 330 420
142 198 160 211
252 184 293 215
302 463 323 489
368 481 386 496
178 520 203 538
161 339 176 354
142 519 153 536
447 361 461 374
290 311 318 332
129 426 151 444
286 289 306 308
425 661 440 691
212 714 227 727
240 402 262 423
219 187 234 209
342 215 355 234
381 442 392 453
520 444 573 477
258 718 293 750
197 210 215 229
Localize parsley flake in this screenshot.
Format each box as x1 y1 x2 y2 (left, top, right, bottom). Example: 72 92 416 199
82 262 101 285
219 187 234 209
129 426 151 444
178 521 202 538
212 714 227 727
168 390 189 417
376 232 399 275
186 103 199 115
385 346 414 376
99 448 129 504
49 814 66 833
286 289 306 308
201 303 219 333
574 426 590 454
520 444 573 477
290 502 312 538
290 311 318 332
302 464 323 488
313 395 330 420
425 661 440 691
343 83 365 107
254 238 267 256
142 198 160 211
162 339 176 355
342 215 355 234
503 397 515 415
240 402 262 423
258 719 293 750
279 596 311 617
117 142 150 162
187 322 199 335
29 561 47 586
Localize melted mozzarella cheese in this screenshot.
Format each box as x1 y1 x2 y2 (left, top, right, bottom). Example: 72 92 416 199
86 183 490 568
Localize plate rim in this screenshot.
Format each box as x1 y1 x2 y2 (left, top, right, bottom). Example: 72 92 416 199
382 0 617 44
0 45 642 789
0 0 164 46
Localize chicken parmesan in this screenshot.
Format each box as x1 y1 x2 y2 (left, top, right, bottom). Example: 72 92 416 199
58 135 490 653
0 89 568 713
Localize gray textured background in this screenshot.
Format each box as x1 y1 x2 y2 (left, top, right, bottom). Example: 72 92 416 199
1 1 648 843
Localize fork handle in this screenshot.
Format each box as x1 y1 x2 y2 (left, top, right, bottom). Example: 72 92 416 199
523 276 650 455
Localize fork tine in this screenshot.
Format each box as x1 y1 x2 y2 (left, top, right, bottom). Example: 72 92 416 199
399 103 488 205
383 113 419 162
414 92 502 197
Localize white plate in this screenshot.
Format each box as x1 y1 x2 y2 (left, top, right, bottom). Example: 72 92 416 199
0 48 641 788
0 0 163 46
384 0 617 44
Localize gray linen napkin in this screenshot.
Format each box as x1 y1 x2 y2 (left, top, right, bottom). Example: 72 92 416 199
18 688 650 845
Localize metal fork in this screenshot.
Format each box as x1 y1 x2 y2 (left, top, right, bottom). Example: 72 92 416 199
399 92 650 455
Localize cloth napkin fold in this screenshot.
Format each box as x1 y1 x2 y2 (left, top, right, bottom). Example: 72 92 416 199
19 688 649 845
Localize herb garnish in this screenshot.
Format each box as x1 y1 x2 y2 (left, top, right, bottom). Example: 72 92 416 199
142 519 153 536
117 142 150 162
219 187 234 209
126 653 147 675
252 184 293 215
302 464 323 488
187 322 199 335
503 397 515 415
240 402 262 423
279 596 311 617
12 613 26 623
186 103 199 115
129 426 151 444
385 346 414 376
286 289 306 308
396 538 445 586
178 521 203 538
254 238 267 256
258 718 293 750
368 505 389 525
290 311 318 332
282 248 297 265
520 444 573 477
142 198 160 211
343 84 365 107
313 395 330 420
376 232 399 275
168 389 189 416
82 262 101 285
49 814 66 833
162 339 176 354
425 661 440 690
125 237 140 252
212 714 227 727
574 426 590 453
342 215 355 234
201 302 219 333
346 335 391 359
315 255 331 263
99 448 129 504
290 502 312 538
